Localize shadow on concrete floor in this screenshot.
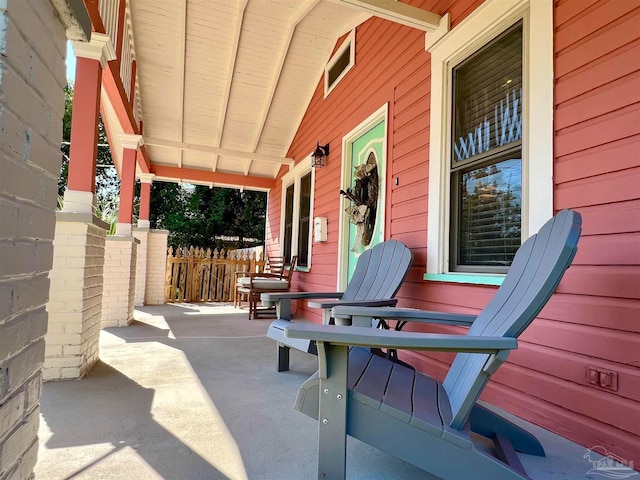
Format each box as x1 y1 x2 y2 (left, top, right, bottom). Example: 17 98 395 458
36 303 599 480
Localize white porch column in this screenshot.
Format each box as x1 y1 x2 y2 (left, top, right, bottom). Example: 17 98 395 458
102 134 143 324
114 134 143 237
45 34 114 382
102 236 138 327
46 214 108 380
132 227 149 306
132 172 155 306
145 230 169 305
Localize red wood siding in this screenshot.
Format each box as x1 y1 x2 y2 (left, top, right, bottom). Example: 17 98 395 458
550 0 640 463
267 0 640 466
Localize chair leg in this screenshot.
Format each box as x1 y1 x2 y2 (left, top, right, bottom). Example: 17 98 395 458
470 402 545 456
492 434 530 479
235 289 247 310
251 292 259 319
317 343 348 480
252 291 278 320
277 344 290 372
243 292 248 310
248 292 255 320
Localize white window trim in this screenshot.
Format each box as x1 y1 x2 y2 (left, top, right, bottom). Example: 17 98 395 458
280 157 315 270
425 0 553 281
324 29 356 98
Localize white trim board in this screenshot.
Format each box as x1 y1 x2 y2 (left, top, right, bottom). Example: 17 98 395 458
425 0 553 278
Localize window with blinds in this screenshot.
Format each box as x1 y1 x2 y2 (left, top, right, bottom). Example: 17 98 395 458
450 22 523 272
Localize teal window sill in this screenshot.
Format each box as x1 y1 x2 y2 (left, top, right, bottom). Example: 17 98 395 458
295 266 310 273
423 273 505 286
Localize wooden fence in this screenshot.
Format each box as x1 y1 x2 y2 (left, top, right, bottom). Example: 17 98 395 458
165 247 265 303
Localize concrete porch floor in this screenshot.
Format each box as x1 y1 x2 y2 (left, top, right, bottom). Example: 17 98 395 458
35 303 602 480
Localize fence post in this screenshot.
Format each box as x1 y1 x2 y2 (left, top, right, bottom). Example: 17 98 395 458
165 246 173 302
212 248 220 300
222 249 231 301
203 248 211 302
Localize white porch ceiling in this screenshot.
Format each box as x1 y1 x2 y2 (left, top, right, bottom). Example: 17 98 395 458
110 0 445 188
127 0 371 187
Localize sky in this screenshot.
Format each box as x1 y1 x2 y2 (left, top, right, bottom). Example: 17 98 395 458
66 41 76 83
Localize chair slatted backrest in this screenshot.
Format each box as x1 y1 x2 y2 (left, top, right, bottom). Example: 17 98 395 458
266 256 286 279
283 256 298 286
442 210 582 429
342 240 413 302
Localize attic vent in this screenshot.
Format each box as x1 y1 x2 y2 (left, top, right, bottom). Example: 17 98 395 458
324 29 355 98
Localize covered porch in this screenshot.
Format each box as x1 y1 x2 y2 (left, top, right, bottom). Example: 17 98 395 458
35 303 592 480
0 0 636 478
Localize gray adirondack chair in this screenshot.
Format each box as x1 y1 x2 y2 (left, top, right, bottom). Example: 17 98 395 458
285 209 581 480
263 239 412 372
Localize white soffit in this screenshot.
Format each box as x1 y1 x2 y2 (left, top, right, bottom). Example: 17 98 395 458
125 0 436 186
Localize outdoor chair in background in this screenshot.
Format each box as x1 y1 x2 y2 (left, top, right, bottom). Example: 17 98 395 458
263 239 413 372
234 255 283 309
236 256 297 320
284 209 581 480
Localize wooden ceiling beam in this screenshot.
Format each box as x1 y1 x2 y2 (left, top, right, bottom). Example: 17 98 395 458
144 137 295 166
214 0 249 172
328 0 441 32
245 0 320 176
178 0 187 168
152 165 275 191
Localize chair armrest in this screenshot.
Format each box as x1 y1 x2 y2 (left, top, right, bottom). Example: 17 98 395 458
260 291 344 305
285 323 516 353
238 272 286 287
331 306 476 327
245 272 282 280
307 298 398 310
235 272 264 283
259 292 344 321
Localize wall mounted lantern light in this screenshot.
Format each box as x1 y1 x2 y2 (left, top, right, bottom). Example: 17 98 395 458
311 142 329 168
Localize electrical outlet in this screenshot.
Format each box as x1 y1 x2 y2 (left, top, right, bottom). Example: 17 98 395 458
586 366 618 391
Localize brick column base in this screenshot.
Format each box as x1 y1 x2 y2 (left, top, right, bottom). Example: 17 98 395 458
45 212 107 381
102 236 138 327
145 230 169 305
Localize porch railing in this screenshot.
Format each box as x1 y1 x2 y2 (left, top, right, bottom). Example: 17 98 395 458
164 247 265 303
97 0 141 124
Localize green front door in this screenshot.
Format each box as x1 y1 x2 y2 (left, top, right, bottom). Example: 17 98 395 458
345 119 386 281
